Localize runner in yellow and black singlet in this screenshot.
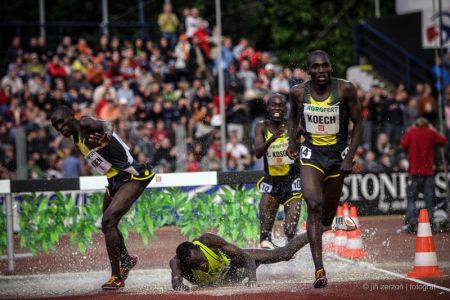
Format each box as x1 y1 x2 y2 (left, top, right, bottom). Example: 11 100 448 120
299 77 350 180
169 219 356 291
51 105 154 290
287 50 363 288
169 230 314 291
254 93 302 249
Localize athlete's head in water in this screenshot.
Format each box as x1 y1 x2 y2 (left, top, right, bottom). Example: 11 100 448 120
268 93 286 123
50 105 76 138
176 242 207 270
306 50 333 86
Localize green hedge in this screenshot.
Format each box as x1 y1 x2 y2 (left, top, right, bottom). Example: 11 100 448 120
1 185 305 255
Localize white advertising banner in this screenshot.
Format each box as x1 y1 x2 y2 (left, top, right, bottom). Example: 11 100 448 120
422 8 450 48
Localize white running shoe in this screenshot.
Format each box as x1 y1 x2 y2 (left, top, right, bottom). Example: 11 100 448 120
332 216 357 231
259 240 278 249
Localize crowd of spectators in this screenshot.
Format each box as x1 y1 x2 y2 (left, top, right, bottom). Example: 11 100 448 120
0 3 449 179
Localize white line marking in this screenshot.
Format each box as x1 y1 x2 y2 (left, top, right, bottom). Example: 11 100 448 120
0 253 33 260
327 253 450 293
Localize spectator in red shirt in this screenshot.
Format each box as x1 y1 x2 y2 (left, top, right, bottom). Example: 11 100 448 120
400 117 447 232
185 151 200 172
193 20 210 58
151 119 169 144
47 55 67 79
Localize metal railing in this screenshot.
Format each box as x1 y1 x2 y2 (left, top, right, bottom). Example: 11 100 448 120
353 22 433 90
0 20 158 52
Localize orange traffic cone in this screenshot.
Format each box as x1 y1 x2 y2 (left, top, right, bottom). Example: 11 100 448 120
342 202 350 217
322 230 335 252
349 206 360 228
333 206 347 253
407 209 444 278
339 228 368 259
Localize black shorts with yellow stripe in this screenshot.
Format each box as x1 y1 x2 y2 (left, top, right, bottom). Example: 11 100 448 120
257 172 302 205
299 143 349 181
106 162 155 197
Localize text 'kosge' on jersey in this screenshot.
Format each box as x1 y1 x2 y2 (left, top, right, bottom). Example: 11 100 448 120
264 128 294 176
301 78 349 147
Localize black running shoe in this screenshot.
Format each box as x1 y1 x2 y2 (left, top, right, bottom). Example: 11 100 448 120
313 268 328 288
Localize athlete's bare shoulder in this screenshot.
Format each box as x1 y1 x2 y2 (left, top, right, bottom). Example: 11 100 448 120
337 79 356 92
79 115 112 135
197 232 224 247
290 82 305 103
79 115 98 127
337 79 357 101
290 82 305 94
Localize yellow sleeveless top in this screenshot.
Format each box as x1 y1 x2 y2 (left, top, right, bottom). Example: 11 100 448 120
191 241 230 286
301 78 349 147
307 95 338 146
264 128 294 176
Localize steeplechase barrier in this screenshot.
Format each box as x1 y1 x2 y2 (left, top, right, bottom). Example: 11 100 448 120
0 170 448 273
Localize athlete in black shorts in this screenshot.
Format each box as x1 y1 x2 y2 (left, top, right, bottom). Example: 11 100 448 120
51 105 154 290
254 93 302 249
287 50 363 288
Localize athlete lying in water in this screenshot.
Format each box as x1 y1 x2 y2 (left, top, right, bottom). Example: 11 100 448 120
169 215 356 291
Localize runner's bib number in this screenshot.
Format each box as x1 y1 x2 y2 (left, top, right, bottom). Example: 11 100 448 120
303 103 339 134
85 150 112 175
341 146 349 160
300 146 312 159
259 182 273 193
292 178 301 192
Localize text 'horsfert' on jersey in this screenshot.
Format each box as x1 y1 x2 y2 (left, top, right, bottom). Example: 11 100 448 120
300 78 349 147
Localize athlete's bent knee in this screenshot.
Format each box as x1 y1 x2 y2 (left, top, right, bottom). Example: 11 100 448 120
101 213 119 234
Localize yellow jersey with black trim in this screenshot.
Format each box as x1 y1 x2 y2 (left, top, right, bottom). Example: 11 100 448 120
191 241 230 286
263 124 295 176
74 120 137 178
301 78 349 147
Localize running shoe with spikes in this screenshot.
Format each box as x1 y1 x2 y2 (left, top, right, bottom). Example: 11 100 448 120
101 275 124 290
313 268 328 288
120 255 138 280
332 216 357 231
259 239 279 249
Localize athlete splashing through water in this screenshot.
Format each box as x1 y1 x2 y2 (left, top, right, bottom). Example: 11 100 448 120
51 105 154 290
254 93 302 249
287 50 362 288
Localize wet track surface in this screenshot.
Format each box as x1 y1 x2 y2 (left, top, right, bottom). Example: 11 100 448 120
1 216 449 299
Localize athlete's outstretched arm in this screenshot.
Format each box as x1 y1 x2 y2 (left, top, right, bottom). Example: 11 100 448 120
341 81 362 176
197 233 257 286
247 226 331 265
169 256 190 291
287 84 304 160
